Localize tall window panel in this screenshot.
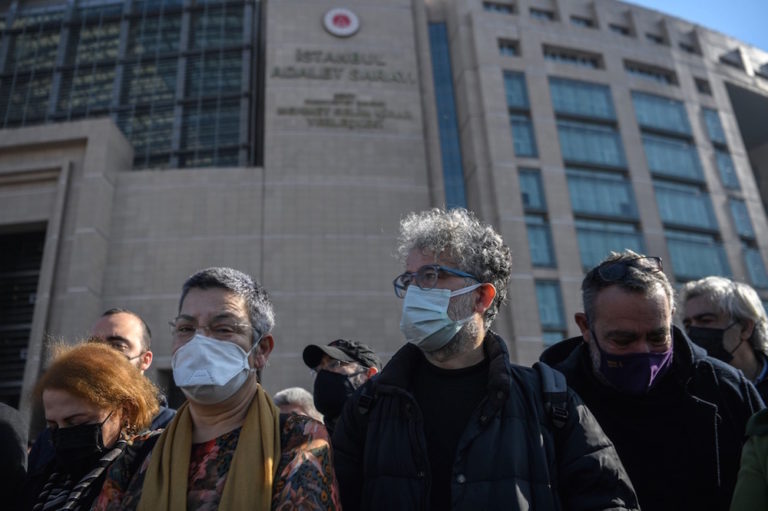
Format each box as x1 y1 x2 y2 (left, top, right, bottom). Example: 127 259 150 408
567 168 637 219
702 108 727 145
666 230 730 281
519 169 555 267
575 219 645 270
549 77 615 120
715 150 740 190
642 134 703 181
745 245 768 290
429 23 467 208
729 199 755 238
535 281 566 346
654 181 717 230
632 92 691 135
558 121 625 167
504 71 537 157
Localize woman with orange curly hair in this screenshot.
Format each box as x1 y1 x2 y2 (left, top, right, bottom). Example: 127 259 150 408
22 340 159 511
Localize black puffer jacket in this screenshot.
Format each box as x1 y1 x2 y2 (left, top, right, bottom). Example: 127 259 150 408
540 326 764 511
332 331 639 511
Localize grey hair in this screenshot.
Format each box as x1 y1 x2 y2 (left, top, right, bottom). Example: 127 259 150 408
679 276 768 355
397 208 512 327
179 267 275 342
273 387 323 422
582 250 675 323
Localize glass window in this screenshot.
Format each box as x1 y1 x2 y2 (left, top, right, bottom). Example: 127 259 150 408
121 58 178 104
498 39 519 56
729 199 755 238
190 6 244 50
526 215 556 267
745 245 768 289
8 30 61 71
549 77 615 120
695 78 712 95
575 219 644 270
503 71 529 108
609 24 630 36
570 16 594 28
666 230 730 281
544 46 602 69
536 281 566 329
181 98 240 151
625 62 676 85
702 108 727 145
57 65 116 115
530 8 555 21
429 23 467 209
483 2 515 14
715 150 740 190
558 120 625 167
642 134 703 181
632 92 691 135
65 21 122 65
185 51 243 98
510 114 538 157
127 14 182 56
519 168 545 210
0 71 53 126
567 168 637 218
654 181 717 230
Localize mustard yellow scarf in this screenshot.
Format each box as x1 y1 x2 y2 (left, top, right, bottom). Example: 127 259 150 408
137 384 280 511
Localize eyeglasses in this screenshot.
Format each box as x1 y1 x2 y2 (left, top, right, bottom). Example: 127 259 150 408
595 256 663 282
169 319 255 342
393 264 480 298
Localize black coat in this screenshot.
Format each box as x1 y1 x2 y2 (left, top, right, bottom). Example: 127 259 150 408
332 331 639 511
540 326 764 511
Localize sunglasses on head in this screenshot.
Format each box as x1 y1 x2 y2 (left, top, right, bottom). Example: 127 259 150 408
595 256 663 282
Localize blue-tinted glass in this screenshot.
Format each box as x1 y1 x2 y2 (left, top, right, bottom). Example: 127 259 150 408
65 21 121 65
121 58 177 104
510 114 538 157
632 92 691 135
567 168 636 218
716 150 740 189
549 77 615 119
536 281 566 329
558 120 625 167
128 14 182 56
542 331 565 347
503 71 529 108
185 51 242 97
575 219 644 270
745 246 768 289
57 65 116 114
191 8 243 50
526 215 556 267
666 230 731 281
642 134 703 181
519 168 545 210
729 199 755 238
429 23 467 209
654 181 717 230
9 30 61 70
702 108 727 145
0 71 53 125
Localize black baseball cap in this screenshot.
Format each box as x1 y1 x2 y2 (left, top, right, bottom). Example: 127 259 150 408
303 339 382 370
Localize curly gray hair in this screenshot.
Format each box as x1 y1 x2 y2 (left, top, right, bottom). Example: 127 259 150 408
679 276 768 355
396 208 512 327
179 267 275 343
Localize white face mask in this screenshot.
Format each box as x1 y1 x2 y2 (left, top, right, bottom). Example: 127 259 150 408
172 333 259 405
399 283 481 352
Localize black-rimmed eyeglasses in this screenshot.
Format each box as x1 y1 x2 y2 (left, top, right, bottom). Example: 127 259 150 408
595 256 663 282
393 264 479 298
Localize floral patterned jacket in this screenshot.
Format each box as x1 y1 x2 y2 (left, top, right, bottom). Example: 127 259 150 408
92 413 340 510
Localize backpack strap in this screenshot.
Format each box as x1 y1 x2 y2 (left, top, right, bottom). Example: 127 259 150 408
534 361 569 429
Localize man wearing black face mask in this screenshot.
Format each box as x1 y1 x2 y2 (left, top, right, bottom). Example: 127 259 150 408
303 339 381 435
681 276 768 402
541 250 764 511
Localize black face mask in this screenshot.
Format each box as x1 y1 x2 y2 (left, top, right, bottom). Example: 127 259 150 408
687 324 741 363
313 370 360 420
51 412 111 475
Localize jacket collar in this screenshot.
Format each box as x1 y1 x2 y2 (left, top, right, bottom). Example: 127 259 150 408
377 331 512 405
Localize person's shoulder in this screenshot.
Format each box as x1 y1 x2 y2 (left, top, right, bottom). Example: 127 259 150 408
746 408 768 437
150 406 176 430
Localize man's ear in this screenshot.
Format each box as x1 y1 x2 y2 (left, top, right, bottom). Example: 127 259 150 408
252 334 274 370
138 350 153 373
575 313 591 342
474 283 497 313
740 319 756 342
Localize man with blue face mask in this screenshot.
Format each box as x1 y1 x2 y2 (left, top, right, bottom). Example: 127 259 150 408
333 208 639 511
540 250 764 511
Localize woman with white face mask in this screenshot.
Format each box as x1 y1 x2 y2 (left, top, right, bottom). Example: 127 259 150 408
93 267 340 511
23 341 159 511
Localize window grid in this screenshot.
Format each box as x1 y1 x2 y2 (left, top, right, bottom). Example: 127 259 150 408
702 108 727 146
549 77 615 120
716 150 740 190
729 199 755 239
483 2 515 14
575 219 645 270
745 245 768 290
654 181 717 231
544 45 602 69
503 71 537 157
625 60 677 86
519 168 555 268
558 120 625 167
666 230 730 281
0 1 256 170
535 281 566 346
498 39 519 57
567 168 637 219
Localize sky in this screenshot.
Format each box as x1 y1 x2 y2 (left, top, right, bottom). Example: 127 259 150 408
625 0 768 52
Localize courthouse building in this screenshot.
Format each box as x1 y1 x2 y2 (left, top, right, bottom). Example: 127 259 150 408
2 0 768 418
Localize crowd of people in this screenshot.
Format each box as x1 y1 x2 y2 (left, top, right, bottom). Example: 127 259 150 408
4 207 768 510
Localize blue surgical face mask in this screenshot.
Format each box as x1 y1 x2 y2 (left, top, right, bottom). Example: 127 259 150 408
399 283 481 352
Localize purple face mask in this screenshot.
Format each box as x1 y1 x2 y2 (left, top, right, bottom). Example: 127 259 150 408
592 330 674 395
